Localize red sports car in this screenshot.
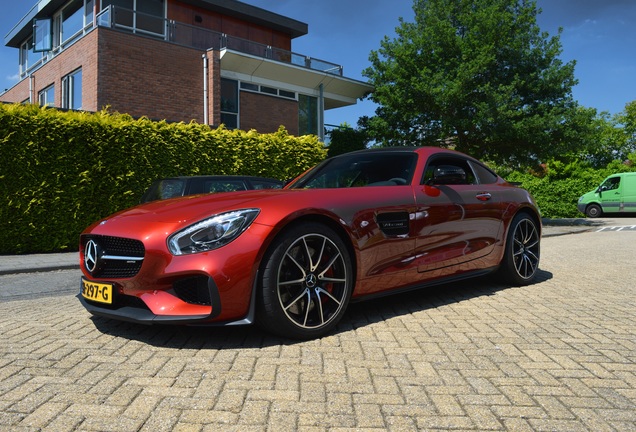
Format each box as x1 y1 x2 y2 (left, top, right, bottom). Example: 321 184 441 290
78 147 541 339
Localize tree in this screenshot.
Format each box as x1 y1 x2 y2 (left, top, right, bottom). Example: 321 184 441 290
363 0 580 166
326 122 369 157
616 100 636 156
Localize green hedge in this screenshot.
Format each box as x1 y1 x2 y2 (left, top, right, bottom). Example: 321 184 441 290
0 104 326 254
3 103 634 254
505 160 636 219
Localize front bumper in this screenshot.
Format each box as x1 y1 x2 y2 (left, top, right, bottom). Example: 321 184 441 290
78 275 223 325
77 220 273 326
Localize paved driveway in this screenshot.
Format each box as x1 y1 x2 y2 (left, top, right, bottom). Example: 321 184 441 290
1 228 635 431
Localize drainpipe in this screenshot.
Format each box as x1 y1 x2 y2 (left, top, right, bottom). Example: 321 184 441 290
29 75 35 104
318 83 325 142
202 54 209 125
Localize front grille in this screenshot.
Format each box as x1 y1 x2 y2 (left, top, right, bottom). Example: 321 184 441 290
82 234 145 278
94 235 145 256
173 276 212 305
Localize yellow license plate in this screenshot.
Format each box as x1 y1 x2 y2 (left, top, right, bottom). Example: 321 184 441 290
81 279 113 304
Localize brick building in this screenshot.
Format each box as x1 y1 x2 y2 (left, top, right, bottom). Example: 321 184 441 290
1 0 372 139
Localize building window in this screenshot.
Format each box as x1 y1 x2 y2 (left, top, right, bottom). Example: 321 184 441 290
38 85 55 107
85 0 95 26
221 78 238 129
20 37 44 74
240 82 258 92
29 0 94 61
104 0 133 27
137 0 165 35
62 68 82 109
62 0 85 44
260 86 277 96
279 90 296 99
33 18 52 52
299 94 318 136
239 82 296 100
103 0 166 37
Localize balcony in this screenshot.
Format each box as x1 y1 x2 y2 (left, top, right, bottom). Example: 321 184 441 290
96 5 343 76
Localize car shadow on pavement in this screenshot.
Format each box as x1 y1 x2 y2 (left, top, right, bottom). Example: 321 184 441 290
90 269 553 349
338 269 553 335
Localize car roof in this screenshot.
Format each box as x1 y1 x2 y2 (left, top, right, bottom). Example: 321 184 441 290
152 175 283 182
331 146 477 160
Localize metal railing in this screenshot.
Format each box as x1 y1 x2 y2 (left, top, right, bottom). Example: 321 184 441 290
96 5 343 76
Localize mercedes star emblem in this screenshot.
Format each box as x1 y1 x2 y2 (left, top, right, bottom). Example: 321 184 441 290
84 240 99 273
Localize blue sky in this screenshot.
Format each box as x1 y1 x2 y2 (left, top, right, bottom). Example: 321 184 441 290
1 0 635 128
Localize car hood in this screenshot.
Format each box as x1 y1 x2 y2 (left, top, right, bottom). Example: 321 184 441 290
83 189 306 242
579 189 598 201
84 186 415 241
102 189 297 225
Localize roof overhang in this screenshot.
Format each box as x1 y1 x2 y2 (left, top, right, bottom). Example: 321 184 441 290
219 49 373 109
5 0 68 47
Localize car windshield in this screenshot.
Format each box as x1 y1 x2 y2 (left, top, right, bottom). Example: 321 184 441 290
292 152 417 189
144 179 186 201
203 180 247 193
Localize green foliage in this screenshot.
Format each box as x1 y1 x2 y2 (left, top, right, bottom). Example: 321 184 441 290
615 100 636 154
326 124 369 157
0 104 326 254
363 0 581 166
505 159 636 218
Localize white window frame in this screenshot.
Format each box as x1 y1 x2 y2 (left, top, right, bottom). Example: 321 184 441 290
62 68 82 110
38 84 55 107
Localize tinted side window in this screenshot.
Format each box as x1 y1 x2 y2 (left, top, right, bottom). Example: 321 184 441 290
141 179 186 202
470 161 498 184
251 180 283 190
158 180 186 199
204 180 247 193
298 153 417 189
421 157 476 185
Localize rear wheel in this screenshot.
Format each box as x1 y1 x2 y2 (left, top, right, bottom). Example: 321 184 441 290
585 204 602 218
499 213 540 285
258 223 353 339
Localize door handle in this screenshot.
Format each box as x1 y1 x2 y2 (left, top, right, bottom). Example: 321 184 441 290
476 192 492 201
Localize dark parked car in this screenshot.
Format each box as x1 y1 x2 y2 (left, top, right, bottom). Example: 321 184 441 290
140 175 284 203
79 147 541 340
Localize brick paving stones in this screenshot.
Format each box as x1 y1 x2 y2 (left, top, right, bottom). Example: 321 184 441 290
1 230 635 431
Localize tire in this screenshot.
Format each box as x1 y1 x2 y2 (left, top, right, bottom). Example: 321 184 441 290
257 223 353 339
499 213 540 286
585 204 602 218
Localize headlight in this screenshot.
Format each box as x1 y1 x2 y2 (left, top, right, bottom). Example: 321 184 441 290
168 209 260 255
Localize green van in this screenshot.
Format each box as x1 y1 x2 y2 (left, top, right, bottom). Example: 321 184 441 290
577 172 636 218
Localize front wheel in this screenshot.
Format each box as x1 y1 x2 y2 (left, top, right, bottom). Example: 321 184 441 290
257 223 353 340
499 213 540 285
585 204 602 218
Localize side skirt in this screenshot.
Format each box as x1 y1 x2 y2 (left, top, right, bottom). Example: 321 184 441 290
350 266 499 303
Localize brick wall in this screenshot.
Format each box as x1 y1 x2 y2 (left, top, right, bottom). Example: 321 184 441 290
97 28 204 123
240 91 298 135
1 27 302 135
205 50 221 126
0 78 30 104
0 31 98 109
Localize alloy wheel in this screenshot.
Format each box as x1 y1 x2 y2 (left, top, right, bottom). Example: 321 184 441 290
512 218 540 280
276 233 349 329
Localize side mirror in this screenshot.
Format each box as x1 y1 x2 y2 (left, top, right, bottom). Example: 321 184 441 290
432 165 467 185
